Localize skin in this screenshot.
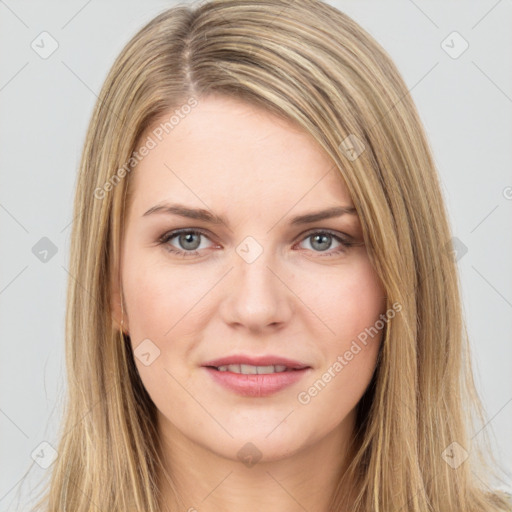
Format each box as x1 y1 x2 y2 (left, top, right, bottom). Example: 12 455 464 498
111 94 386 512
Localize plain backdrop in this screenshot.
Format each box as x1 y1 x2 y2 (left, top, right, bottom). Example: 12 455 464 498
1 1 511 510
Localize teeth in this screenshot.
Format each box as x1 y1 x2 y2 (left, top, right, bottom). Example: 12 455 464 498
240 364 258 374
216 364 289 374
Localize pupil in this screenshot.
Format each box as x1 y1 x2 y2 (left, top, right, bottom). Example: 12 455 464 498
312 234 331 251
181 233 200 250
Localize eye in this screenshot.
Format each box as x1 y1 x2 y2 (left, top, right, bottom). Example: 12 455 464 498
296 230 354 257
158 228 355 258
158 229 214 258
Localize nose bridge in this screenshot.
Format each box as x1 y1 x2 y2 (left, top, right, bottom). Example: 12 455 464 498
234 234 278 298
222 234 291 329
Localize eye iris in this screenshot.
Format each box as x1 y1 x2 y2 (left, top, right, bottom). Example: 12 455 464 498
179 232 201 250
311 233 332 251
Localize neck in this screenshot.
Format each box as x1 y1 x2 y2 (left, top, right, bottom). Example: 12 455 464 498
156 410 359 512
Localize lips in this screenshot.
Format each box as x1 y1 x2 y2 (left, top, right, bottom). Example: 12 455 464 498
201 354 312 397
202 354 310 371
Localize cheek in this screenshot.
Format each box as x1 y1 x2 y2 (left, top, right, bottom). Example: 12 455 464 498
310 257 385 388
123 254 203 338
297 255 385 343
294 267 384 428
122 255 204 399
336 267 385 341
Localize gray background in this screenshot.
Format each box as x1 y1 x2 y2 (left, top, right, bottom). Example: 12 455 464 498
1 1 511 509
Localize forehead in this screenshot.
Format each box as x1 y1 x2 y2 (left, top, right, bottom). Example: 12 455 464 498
128 94 353 217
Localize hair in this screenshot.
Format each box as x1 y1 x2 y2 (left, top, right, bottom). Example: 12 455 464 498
24 0 510 510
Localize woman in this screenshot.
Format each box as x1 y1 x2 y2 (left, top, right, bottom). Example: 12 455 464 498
33 0 511 510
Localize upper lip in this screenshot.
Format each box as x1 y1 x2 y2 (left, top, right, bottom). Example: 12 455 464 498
202 354 310 370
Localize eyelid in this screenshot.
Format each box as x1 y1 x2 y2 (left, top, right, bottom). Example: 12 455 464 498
294 227 353 243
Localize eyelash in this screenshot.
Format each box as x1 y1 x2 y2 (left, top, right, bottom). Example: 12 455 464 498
157 228 355 259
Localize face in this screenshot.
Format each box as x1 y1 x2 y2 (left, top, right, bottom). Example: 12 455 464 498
112 94 386 463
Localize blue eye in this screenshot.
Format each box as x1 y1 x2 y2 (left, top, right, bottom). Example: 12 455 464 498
158 229 354 258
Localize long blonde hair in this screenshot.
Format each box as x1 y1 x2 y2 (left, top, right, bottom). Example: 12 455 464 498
28 0 510 510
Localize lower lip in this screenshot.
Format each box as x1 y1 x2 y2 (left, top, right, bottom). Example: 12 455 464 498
203 367 311 397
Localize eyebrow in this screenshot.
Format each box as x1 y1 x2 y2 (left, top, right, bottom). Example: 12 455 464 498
142 202 357 226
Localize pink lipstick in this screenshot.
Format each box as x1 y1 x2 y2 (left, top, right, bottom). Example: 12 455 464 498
201 354 311 397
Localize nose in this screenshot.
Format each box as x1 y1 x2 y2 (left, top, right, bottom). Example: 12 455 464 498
219 242 294 333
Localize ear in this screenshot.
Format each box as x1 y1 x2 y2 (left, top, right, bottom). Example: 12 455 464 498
110 261 129 334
